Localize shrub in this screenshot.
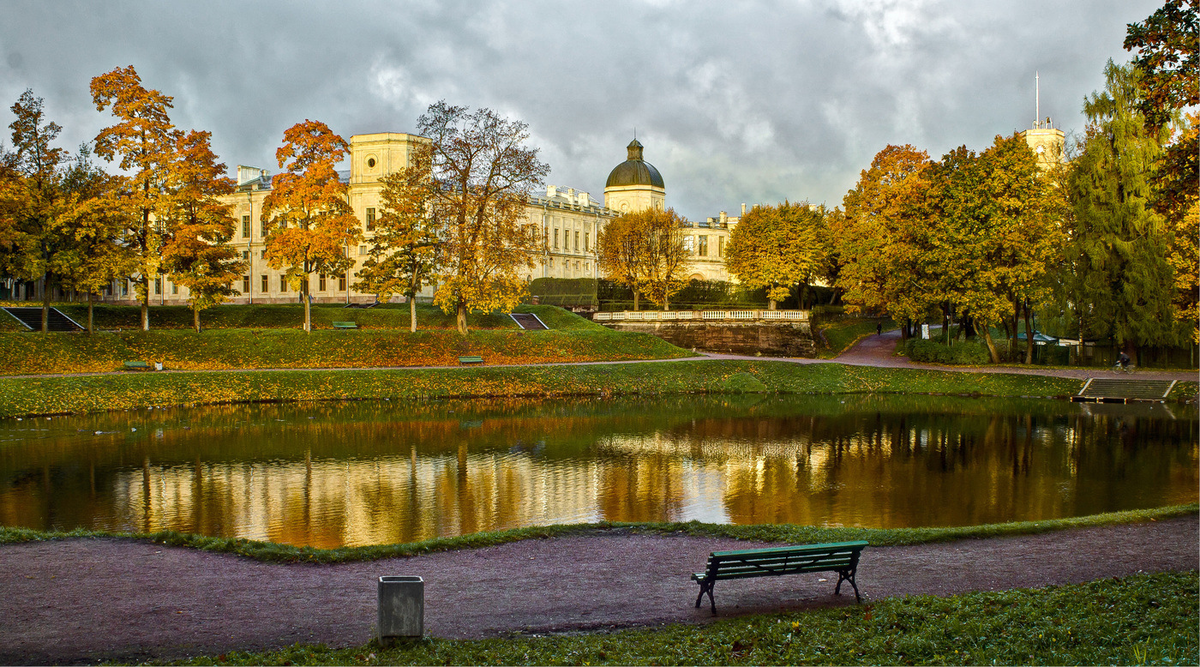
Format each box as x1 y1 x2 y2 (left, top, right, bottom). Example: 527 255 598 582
905 338 991 365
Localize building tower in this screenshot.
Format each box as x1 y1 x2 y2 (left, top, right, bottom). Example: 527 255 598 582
1018 72 1065 171
603 138 665 214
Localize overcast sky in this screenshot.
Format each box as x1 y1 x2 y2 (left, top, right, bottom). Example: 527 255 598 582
0 0 1160 220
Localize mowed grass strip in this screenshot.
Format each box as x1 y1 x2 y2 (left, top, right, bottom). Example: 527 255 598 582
0 360 1090 418
0 307 688 375
3 505 1193 564
158 571 1199 666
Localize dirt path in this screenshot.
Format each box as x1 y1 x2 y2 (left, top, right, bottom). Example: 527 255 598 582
1 516 1195 665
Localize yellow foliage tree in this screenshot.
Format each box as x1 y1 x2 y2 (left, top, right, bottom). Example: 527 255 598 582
415 102 548 334
725 201 823 310
91 65 177 331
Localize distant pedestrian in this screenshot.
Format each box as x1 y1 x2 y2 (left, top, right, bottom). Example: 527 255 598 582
876 322 882 336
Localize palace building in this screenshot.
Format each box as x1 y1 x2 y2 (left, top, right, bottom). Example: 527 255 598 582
90 133 737 306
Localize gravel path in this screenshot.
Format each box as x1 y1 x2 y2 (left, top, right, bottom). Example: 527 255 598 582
1 516 1196 665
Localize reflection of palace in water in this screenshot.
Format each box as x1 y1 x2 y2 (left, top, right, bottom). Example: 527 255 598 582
0 398 1195 548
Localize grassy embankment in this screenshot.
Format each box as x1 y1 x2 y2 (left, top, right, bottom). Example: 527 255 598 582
161 571 1198 666
0 359 1110 418
0 305 690 375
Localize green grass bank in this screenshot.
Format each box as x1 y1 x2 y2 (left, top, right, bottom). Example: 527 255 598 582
160 571 1198 666
3 505 1193 565
0 306 690 375
0 360 1110 418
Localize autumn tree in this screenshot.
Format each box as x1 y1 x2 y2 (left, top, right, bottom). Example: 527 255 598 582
160 130 246 332
415 102 548 334
1066 61 1178 352
261 120 360 333
353 159 442 332
725 201 823 310
634 207 691 310
835 144 933 332
3 89 74 331
596 213 650 310
921 135 1062 363
1125 1 1198 341
91 65 177 331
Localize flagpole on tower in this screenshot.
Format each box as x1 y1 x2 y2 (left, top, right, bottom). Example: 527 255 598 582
1036 71 1040 128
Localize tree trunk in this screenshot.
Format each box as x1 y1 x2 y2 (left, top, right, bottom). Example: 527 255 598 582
141 299 149 331
768 299 777 311
981 327 1000 364
1023 302 1034 365
632 290 639 312
456 300 468 334
41 273 51 333
193 305 201 333
87 292 94 335
409 296 417 333
302 278 311 332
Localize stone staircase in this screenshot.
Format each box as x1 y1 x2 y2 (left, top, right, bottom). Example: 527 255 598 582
1075 378 1177 403
3 307 82 332
510 313 548 330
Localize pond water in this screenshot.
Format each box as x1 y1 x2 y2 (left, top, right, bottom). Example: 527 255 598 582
0 395 1195 548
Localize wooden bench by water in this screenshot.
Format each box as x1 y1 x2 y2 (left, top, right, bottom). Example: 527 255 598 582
692 541 868 614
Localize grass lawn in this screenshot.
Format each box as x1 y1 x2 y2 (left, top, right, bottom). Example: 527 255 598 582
0 306 691 375
0 359 1098 419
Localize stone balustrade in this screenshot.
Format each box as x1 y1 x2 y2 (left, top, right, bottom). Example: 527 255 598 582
594 309 808 323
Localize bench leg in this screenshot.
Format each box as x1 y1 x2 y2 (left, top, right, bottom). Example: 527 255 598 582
835 569 862 603
695 581 717 615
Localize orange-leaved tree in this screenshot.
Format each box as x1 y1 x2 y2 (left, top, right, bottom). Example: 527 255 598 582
835 144 933 334
417 102 548 334
161 130 246 332
725 201 824 310
261 120 360 333
91 65 178 331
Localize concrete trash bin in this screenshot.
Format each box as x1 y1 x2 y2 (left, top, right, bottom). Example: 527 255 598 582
378 576 424 639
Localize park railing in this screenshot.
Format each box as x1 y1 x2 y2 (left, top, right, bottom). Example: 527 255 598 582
594 309 809 323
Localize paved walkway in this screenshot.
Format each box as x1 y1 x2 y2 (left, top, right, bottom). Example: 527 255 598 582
1 516 1195 665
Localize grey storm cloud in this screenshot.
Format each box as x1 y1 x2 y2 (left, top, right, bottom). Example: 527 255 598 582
0 0 1160 220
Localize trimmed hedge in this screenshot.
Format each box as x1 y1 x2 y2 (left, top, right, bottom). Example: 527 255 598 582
905 338 991 365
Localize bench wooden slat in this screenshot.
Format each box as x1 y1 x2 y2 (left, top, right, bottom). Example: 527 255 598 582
331 321 358 329
458 356 484 364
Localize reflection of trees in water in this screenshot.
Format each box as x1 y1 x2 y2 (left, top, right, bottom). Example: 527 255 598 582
0 397 1195 545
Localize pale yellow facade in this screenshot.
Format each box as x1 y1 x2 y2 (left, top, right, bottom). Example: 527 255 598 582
1019 126 1066 172
99 133 735 306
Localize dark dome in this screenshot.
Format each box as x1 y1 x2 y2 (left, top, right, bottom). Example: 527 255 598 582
605 139 665 189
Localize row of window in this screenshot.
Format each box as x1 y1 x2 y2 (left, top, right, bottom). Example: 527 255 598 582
552 229 589 252
145 273 350 297
684 234 724 258
239 208 379 239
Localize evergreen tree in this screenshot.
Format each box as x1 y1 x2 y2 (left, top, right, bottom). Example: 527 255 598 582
1067 61 1178 351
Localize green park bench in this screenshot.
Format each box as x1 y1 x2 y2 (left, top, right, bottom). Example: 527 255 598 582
458 356 484 365
122 361 149 371
332 321 358 329
692 540 868 615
